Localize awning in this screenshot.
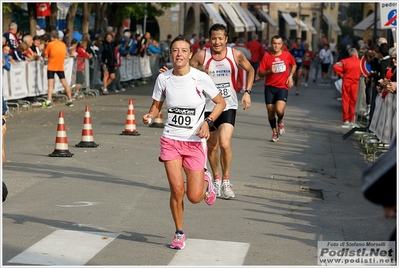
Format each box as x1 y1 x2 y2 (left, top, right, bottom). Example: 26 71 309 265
353 12 381 37
280 12 297 30
294 17 308 31
231 4 256 32
219 3 245 32
201 3 227 26
243 8 262 31
303 21 317 34
323 13 342 35
256 8 279 31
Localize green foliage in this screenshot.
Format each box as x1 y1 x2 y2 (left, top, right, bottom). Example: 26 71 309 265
125 3 176 19
337 23 354 43
2 3 12 13
347 3 363 25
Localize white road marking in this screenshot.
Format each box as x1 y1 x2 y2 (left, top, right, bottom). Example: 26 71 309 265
168 238 250 266
7 230 119 265
56 201 100 207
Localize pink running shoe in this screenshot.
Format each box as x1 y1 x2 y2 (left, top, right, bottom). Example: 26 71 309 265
204 171 216 205
170 232 186 250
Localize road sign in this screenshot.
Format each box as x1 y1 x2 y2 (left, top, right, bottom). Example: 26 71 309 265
380 2 397 29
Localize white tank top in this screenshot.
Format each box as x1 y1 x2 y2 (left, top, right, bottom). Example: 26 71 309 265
203 47 239 111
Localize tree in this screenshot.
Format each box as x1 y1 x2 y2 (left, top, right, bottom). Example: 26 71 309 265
2 3 13 34
27 3 36 37
49 3 58 29
81 3 93 35
105 3 176 35
94 3 108 33
66 3 78 43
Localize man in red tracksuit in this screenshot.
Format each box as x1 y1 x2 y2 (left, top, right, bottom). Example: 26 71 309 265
332 48 361 128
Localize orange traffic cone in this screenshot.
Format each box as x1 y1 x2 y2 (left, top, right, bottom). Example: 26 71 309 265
49 111 74 157
76 106 99 147
121 99 140 136
149 111 165 128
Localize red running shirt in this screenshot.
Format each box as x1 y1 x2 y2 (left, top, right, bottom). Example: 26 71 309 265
258 51 295 90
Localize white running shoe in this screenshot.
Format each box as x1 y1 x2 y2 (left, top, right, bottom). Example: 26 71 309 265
222 180 235 199
213 179 222 198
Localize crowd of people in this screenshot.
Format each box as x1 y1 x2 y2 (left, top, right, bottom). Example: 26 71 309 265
2 22 170 106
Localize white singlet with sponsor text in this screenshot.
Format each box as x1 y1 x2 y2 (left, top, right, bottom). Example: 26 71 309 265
203 47 239 111
152 67 220 141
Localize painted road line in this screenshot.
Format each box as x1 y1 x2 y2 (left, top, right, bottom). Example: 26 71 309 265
168 238 250 266
7 230 120 265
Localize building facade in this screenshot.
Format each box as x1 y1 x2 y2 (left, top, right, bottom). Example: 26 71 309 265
156 2 341 53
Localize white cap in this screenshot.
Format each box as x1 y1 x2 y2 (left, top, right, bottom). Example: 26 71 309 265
58 30 64 38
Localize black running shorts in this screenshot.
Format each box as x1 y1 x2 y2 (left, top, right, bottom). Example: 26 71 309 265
205 109 236 132
264 86 288 105
47 70 66 79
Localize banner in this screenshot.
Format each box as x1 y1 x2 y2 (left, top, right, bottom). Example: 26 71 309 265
56 3 70 30
8 62 29 100
2 70 10 100
36 3 51 17
139 56 152 78
26 60 45 97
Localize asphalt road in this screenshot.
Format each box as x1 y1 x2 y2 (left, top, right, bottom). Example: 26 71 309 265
2 78 395 266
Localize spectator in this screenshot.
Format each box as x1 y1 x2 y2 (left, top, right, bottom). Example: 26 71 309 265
332 48 361 128
233 37 252 93
165 34 172 47
36 25 45 36
337 43 349 62
2 44 13 70
148 39 162 55
190 33 197 45
74 40 92 99
312 50 321 83
68 38 78 58
233 37 251 60
72 25 82 43
203 38 211 49
246 33 265 80
377 37 387 46
319 44 334 83
118 30 133 57
302 43 314 87
107 26 115 40
62 28 70 47
342 34 350 46
329 38 337 62
20 35 35 61
3 22 20 52
134 34 146 57
109 40 125 93
11 43 29 61
42 30 74 107
318 33 328 51
98 33 116 95
192 38 201 55
31 35 43 57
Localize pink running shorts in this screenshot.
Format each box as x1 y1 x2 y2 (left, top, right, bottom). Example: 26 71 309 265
159 136 207 171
